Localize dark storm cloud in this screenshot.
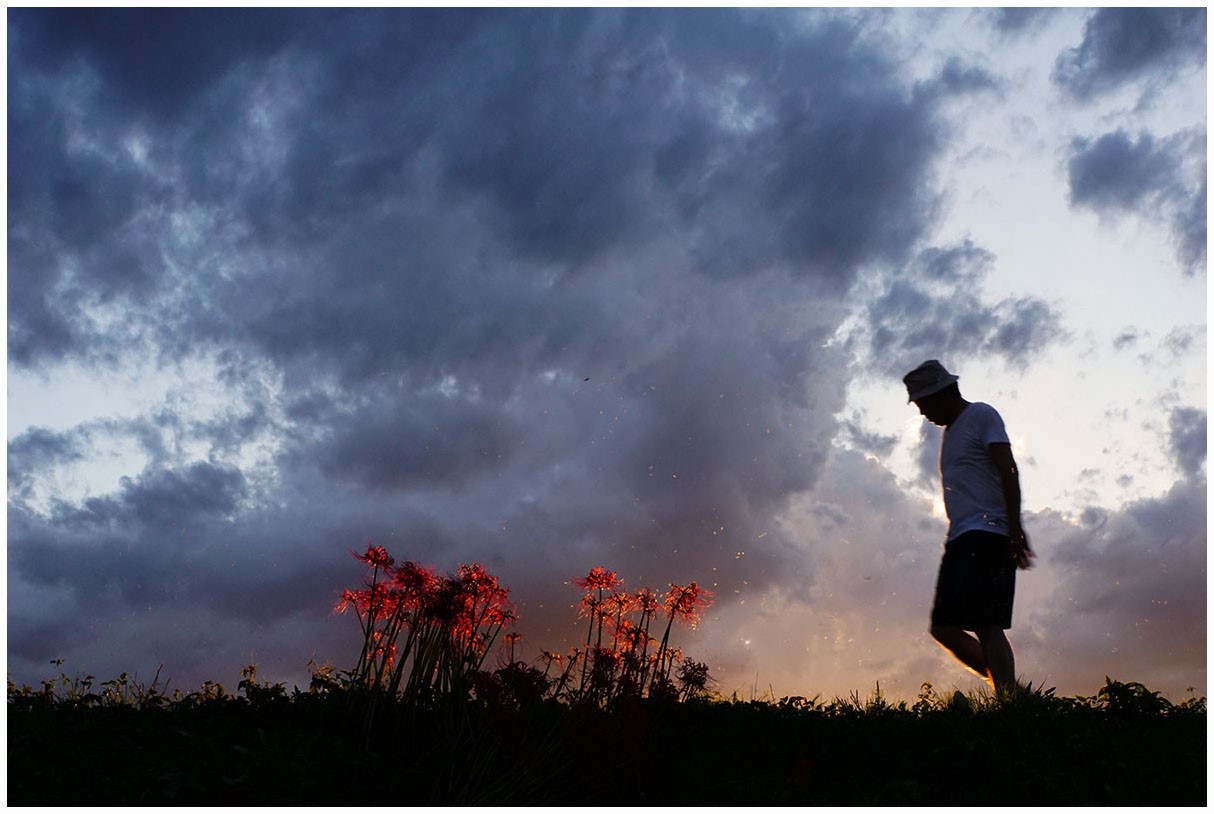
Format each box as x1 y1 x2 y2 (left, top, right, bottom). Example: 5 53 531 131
7 7 954 689
8 462 250 663
311 388 522 492
1052 7 1206 100
6 479 352 675
1067 129 1207 274
860 239 1066 375
118 461 247 526
44 460 248 532
9 8 945 374
294 9 939 281
415 10 942 280
6 105 160 367
8 7 307 120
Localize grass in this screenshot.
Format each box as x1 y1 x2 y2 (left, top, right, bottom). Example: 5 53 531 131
8 667 1206 806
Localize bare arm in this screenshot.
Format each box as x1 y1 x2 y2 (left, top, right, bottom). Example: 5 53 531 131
989 442 1034 569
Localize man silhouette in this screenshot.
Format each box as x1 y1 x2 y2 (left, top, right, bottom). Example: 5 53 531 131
903 360 1034 697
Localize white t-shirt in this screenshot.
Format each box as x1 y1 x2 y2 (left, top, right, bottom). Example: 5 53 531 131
940 402 1011 541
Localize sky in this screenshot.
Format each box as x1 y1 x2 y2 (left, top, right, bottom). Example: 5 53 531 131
6 6 1207 703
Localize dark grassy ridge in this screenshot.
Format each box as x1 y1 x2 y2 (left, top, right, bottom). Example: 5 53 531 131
8 678 1205 806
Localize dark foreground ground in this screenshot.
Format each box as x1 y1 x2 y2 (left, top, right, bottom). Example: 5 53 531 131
8 682 1205 806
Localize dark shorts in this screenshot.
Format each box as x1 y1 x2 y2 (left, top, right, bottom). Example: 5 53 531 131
930 530 1016 630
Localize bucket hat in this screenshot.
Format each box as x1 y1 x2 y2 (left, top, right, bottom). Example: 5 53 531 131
903 360 959 402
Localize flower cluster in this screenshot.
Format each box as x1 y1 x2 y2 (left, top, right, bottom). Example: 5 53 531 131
335 543 516 703
556 567 715 707
336 544 714 709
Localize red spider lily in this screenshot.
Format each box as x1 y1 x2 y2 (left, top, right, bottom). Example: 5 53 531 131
613 618 637 647
665 581 713 628
573 566 622 592
369 631 397 667
603 590 636 620
392 561 439 607
353 543 394 570
634 587 659 615
677 658 712 700
332 588 360 616
481 602 517 631
333 582 397 622
645 581 712 697
458 562 499 592
422 576 466 624
339 549 718 711
612 618 652 653
340 547 522 703
576 592 603 621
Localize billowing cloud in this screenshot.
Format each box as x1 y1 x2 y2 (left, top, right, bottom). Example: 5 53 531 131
1053 9 1207 274
1067 129 1207 274
9 8 304 120
1018 475 1207 697
1069 131 1183 210
854 238 1067 376
7 8 949 690
1171 176 1207 272
8 426 85 501
1052 7 1206 100
935 58 1001 96
989 8 1056 37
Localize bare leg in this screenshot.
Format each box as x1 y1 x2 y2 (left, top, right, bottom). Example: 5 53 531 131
930 625 990 682
975 626 1017 697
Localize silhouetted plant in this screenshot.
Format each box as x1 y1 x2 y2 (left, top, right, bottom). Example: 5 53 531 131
563 566 715 707
334 545 517 707
335 550 720 711
1087 676 1174 717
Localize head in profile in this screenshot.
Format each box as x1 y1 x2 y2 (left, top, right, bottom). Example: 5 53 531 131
903 359 966 428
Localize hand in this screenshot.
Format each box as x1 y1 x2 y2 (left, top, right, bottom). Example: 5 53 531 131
1009 526 1034 570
